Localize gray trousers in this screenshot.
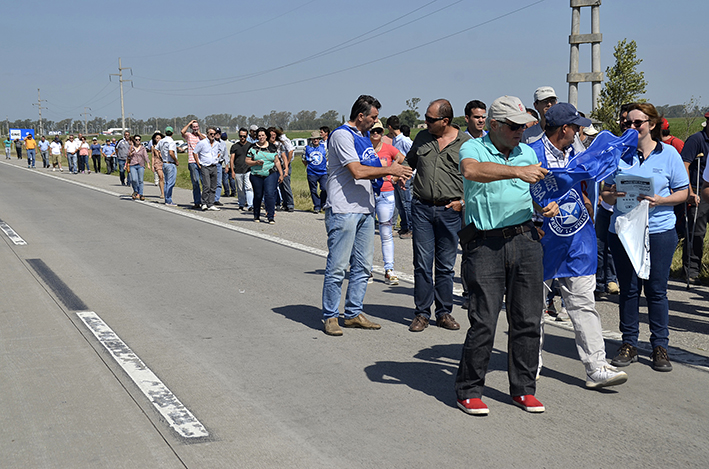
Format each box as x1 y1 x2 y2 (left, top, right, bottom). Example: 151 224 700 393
200 164 218 207
539 275 608 375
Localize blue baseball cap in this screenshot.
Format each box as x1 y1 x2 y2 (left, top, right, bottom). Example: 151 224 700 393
545 103 592 127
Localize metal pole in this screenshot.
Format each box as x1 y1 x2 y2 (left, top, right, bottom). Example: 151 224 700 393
119 58 126 133
568 7 580 108
591 5 602 111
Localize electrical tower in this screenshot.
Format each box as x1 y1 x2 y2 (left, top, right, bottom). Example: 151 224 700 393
33 89 47 136
567 0 603 111
110 58 132 133
82 107 92 134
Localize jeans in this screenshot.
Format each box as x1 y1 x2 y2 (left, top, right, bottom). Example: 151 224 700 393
375 190 396 270
188 162 202 205
41 150 49 167
215 163 223 201
223 168 236 196
117 158 127 184
307 172 327 211
394 176 413 231
67 152 78 173
80 154 89 172
250 172 279 220
129 165 145 195
455 228 543 399
5 147 10 159
92 154 101 173
235 172 253 208
279 162 294 209
411 198 462 319
321 210 375 319
200 164 218 207
595 205 617 291
683 200 709 278
26 149 36 167
163 163 177 204
106 156 116 174
609 229 677 349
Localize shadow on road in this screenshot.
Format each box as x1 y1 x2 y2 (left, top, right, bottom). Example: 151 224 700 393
272 304 323 331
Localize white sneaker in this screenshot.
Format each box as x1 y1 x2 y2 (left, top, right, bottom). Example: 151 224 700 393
201 204 208 211
586 365 628 389
367 272 374 284
207 205 221 211
385 269 399 285
555 306 569 322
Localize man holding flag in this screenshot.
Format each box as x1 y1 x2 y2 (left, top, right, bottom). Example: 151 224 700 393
529 103 628 389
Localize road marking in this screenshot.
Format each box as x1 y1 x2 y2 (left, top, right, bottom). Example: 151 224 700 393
76 311 209 439
0 218 27 245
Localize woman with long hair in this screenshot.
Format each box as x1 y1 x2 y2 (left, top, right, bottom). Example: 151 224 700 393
602 102 689 372
151 132 165 200
126 134 152 201
246 128 283 224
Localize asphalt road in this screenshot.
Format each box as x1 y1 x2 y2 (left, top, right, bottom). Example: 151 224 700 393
1 159 708 468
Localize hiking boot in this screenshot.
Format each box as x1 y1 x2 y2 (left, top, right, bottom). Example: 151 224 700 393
343 313 381 329
324 318 343 336
586 365 628 389
409 315 429 332
651 346 672 372
610 343 638 367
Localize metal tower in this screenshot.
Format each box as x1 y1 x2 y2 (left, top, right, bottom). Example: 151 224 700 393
567 0 603 111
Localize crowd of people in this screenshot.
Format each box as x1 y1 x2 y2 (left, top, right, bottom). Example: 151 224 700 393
318 91 707 416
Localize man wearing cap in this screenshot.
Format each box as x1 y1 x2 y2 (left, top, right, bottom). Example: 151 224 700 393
684 111 709 283
523 86 558 144
529 102 628 390
302 130 328 212
387 115 414 239
405 99 470 333
102 138 116 174
247 125 259 143
230 128 254 211
156 126 179 206
455 95 557 415
661 119 684 153
24 133 37 168
49 136 63 172
181 120 206 209
321 94 412 336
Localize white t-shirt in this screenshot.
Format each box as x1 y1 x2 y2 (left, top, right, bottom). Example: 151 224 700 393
49 141 62 155
64 139 81 153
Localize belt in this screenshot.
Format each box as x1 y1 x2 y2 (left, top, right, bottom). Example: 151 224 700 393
477 221 533 239
417 197 460 207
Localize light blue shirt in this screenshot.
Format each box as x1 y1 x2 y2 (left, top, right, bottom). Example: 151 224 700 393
38 140 50 151
193 138 220 166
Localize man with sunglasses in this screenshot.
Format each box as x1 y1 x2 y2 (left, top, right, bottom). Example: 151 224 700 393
529 103 628 390
192 126 221 211
405 99 470 333
455 95 556 415
230 128 254 211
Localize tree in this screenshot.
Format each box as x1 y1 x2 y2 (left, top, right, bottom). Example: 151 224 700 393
679 96 703 140
591 39 647 134
399 97 422 128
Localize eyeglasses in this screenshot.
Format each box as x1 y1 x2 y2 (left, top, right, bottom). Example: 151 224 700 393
625 119 648 129
498 121 526 131
370 128 384 134
425 114 446 124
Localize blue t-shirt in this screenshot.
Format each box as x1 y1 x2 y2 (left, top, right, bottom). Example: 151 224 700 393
303 142 327 176
605 142 689 234
90 144 102 155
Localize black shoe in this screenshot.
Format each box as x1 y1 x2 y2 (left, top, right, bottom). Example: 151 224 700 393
214 201 223 206
651 346 673 372
611 343 638 367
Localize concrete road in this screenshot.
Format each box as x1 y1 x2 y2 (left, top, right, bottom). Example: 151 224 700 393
1 160 708 468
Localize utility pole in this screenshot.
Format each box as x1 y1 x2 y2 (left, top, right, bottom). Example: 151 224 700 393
567 0 603 111
110 58 132 133
33 89 47 136
82 107 92 134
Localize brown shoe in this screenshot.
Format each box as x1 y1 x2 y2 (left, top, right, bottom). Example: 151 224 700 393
324 317 343 336
436 313 460 330
343 313 381 329
409 315 429 332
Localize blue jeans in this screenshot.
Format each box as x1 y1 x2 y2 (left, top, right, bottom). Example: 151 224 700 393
609 229 677 349
117 158 128 184
250 172 278 221
223 167 236 196
321 210 375 319
394 177 413 231
188 162 202 205
215 163 223 201
455 228 543 399
41 150 49 167
67 152 78 173
129 165 145 195
278 163 294 210
411 198 462 319
163 163 177 204
26 149 36 167
595 205 617 291
375 190 396 270
307 172 327 211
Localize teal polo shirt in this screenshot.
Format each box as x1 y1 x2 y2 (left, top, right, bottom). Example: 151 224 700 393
459 134 537 230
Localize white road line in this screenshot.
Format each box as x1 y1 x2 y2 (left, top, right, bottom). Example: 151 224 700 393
76 311 209 439
0 219 27 245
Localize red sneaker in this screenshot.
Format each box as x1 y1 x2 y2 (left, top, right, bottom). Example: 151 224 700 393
457 398 489 415
512 395 545 413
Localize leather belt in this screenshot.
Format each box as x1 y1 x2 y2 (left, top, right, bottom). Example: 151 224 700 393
477 221 533 239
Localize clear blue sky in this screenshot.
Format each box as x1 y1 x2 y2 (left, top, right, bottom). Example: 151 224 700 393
4 0 706 124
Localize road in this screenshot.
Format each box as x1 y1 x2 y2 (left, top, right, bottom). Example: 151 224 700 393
1 159 708 468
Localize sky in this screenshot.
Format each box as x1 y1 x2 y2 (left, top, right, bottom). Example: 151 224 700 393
4 0 707 126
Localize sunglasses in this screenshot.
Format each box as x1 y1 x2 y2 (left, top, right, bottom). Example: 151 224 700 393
370 128 384 134
425 114 446 124
499 121 526 131
625 119 648 129
207 132 216 136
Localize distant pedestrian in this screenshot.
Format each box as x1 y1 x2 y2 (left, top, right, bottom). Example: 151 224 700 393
90 137 102 173
38 136 50 168
14 138 23 159
302 130 327 212
115 130 132 185
247 128 283 223
151 132 165 200
64 135 80 173
220 132 236 198
49 136 63 172
102 139 116 174
24 133 37 168
126 134 151 200
181 119 205 209
4 136 11 159
230 128 254 211
156 126 179 206
77 136 91 173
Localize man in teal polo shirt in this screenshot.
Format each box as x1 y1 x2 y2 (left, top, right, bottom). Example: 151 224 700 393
454 95 558 416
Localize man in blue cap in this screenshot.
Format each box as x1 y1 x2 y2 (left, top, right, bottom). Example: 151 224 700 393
529 102 628 390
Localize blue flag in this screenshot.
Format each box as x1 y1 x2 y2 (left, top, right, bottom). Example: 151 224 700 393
530 130 638 208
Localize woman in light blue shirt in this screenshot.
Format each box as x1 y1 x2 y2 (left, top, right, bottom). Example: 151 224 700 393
602 103 689 372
